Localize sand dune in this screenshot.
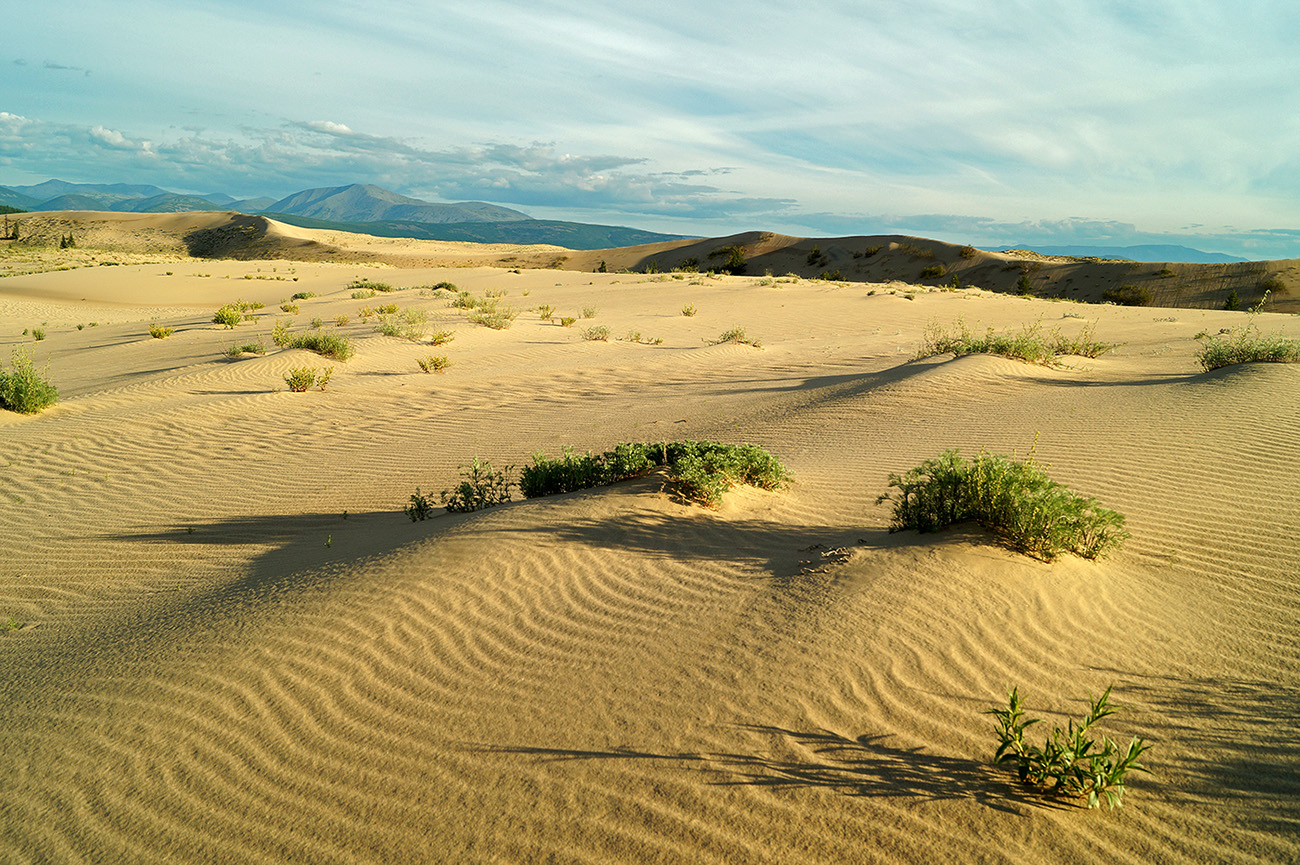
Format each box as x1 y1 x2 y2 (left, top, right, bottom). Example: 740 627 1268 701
6 211 1298 314
1 240 1298 862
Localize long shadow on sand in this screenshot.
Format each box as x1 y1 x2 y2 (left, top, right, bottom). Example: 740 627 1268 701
484 725 1049 814
1092 669 1300 835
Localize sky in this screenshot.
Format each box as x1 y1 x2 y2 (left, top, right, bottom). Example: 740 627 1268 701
4 0 1300 258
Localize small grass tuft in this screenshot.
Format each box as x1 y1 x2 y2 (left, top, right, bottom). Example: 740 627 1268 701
416 354 450 373
711 327 761 348
681 303 697 317
582 325 610 341
149 321 174 339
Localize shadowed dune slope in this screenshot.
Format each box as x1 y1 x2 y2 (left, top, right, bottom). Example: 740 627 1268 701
1 260 1298 863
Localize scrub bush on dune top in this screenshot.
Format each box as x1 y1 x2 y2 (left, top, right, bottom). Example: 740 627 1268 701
877 448 1128 561
520 440 791 508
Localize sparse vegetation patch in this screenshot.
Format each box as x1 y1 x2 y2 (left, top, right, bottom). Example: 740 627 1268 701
917 319 1115 366
1195 324 1300 371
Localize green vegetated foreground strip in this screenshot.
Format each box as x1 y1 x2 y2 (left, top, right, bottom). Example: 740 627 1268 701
877 449 1128 561
917 318 1116 366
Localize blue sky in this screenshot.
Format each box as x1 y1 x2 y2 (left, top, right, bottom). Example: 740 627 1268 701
4 0 1300 258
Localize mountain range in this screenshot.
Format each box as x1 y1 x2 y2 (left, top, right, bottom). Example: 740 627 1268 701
0 180 687 250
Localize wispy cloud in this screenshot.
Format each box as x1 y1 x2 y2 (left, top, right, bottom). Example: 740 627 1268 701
3 1 1299 257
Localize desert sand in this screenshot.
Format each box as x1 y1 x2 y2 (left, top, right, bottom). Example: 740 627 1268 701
1 224 1299 863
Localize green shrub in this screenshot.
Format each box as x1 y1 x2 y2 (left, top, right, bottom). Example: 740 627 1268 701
916 319 1115 366
582 325 610 341
0 346 59 414
149 321 174 339
1102 284 1150 306
538 304 556 321
405 488 436 521
1015 274 1034 296
31 328 45 341
960 245 977 259
582 306 597 319
213 304 244 328
989 685 1152 810
377 303 399 316
521 440 790 508
711 327 760 348
442 457 513 512
376 308 428 340
225 341 266 358
1224 289 1241 311
1195 324 1300 371
430 330 455 345
681 303 697 317
877 449 1128 560
559 316 577 328
280 303 300 314
284 365 333 392
416 355 450 372
919 264 946 279
335 314 350 327
352 289 377 300
290 291 316 300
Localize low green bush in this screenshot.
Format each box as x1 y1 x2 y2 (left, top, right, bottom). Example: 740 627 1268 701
920 264 946 279
225 341 266 358
1195 324 1300 371
212 304 244 328
284 365 333 392
582 325 610 341
429 330 455 345
877 449 1128 560
290 291 316 300
0 346 59 414
442 457 513 512
149 321 174 339
416 355 450 372
290 331 353 361
681 303 697 317
405 488 436 521
917 319 1115 366
521 440 791 508
989 685 1152 810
